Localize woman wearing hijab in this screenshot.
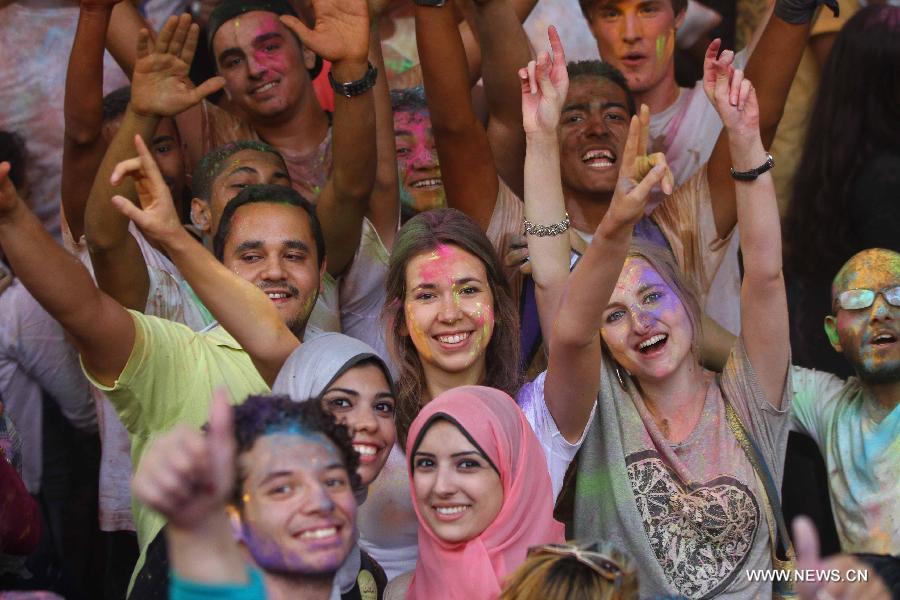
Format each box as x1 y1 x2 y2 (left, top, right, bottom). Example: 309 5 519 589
273 333 397 600
385 386 565 600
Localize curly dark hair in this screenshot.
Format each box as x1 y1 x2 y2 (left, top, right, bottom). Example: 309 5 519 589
231 394 361 506
566 61 637 117
382 209 521 447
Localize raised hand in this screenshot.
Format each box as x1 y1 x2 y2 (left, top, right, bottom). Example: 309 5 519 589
605 108 673 229
520 26 568 138
131 390 236 529
280 0 370 66
703 39 759 140
793 516 891 600
130 13 225 117
109 135 183 243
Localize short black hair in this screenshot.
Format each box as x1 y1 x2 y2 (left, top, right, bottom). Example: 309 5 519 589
102 86 132 123
231 394 361 506
0 131 27 190
390 86 428 114
567 60 637 116
212 184 325 268
193 140 286 202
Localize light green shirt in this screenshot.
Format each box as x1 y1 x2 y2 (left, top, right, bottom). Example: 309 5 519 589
83 310 269 589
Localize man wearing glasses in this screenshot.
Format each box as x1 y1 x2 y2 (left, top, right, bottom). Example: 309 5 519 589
790 248 899 592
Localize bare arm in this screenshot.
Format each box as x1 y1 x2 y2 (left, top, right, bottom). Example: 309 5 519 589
0 165 135 388
85 16 224 311
62 1 122 241
106 6 210 176
470 0 533 199
417 0 499 230
706 16 813 237
709 63 788 407
521 29 571 344
365 11 401 250
108 137 298 385
545 115 670 441
281 0 376 276
458 0 539 87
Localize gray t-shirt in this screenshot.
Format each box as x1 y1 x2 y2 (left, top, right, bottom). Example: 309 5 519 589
574 339 792 599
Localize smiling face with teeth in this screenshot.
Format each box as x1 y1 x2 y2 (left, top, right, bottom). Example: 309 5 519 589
213 11 314 122
320 363 397 486
237 432 357 576
223 202 324 337
412 420 502 543
826 249 900 385
403 244 495 385
558 77 632 199
394 110 446 214
601 256 695 382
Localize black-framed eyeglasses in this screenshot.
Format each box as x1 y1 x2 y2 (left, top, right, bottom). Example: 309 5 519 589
835 286 900 311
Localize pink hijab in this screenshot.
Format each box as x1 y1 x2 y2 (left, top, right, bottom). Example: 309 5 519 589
405 386 565 600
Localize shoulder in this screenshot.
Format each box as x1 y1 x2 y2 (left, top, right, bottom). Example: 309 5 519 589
384 571 413 600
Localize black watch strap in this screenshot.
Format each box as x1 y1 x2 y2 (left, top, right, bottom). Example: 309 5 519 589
328 62 378 98
413 0 447 6
730 153 775 181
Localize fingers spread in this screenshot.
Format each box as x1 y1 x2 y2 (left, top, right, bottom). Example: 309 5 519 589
181 23 201 64
156 14 178 54
137 29 151 59
169 13 192 57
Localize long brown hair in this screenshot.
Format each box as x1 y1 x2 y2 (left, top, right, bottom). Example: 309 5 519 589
383 209 521 446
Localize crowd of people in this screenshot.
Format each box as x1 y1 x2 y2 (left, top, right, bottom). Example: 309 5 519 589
0 0 896 598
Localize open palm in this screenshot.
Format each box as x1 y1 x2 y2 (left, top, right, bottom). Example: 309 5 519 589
131 14 225 117
280 0 370 65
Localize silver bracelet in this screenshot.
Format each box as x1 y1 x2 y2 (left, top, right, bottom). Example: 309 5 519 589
523 213 570 237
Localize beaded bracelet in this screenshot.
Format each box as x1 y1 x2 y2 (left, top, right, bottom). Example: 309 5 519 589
523 213 570 237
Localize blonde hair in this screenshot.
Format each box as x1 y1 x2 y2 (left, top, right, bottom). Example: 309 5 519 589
499 544 638 600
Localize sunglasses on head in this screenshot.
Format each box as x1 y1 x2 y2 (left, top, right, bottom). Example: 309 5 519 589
835 286 900 311
528 542 626 585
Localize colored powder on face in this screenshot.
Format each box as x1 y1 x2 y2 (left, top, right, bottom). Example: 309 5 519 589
405 301 433 361
656 34 667 61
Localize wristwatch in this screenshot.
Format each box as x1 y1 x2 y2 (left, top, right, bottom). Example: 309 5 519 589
328 62 378 98
730 153 775 181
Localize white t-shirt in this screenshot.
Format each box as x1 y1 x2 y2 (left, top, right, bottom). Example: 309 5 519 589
516 370 596 502
339 217 394 374
791 366 900 555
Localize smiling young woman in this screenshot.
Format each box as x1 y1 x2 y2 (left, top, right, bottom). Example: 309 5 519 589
385 386 565 600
